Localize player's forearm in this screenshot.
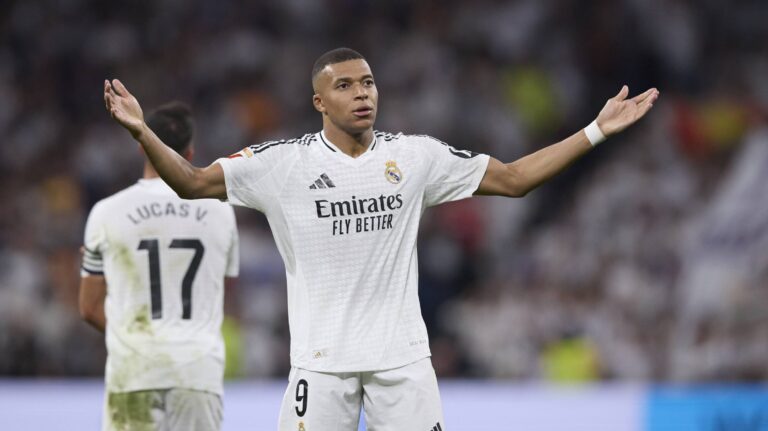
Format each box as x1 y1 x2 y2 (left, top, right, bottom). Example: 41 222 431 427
507 129 592 195
79 295 106 332
83 309 106 333
79 277 107 332
133 123 205 199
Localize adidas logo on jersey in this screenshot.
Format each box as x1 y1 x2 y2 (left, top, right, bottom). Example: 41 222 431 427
429 422 443 431
309 173 335 189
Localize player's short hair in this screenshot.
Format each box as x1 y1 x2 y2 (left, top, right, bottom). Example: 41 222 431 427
145 101 194 155
311 48 366 85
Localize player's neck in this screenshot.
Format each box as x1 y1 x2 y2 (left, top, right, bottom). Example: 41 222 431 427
143 163 160 179
322 125 374 158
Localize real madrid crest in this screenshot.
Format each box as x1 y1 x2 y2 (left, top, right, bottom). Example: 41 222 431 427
385 160 402 184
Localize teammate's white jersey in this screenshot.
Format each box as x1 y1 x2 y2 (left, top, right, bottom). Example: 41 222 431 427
82 178 239 395
217 131 489 372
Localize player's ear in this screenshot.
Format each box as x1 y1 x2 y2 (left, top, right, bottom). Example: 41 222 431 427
184 146 195 162
313 93 326 114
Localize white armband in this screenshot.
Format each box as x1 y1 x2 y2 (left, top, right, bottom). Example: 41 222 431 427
584 120 606 146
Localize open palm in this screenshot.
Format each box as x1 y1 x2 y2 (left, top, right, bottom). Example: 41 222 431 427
104 79 145 138
596 86 659 136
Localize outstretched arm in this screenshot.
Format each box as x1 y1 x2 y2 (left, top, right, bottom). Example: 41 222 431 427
104 79 226 200
476 86 659 197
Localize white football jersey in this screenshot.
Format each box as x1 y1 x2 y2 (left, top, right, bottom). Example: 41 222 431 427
82 178 239 395
217 131 489 372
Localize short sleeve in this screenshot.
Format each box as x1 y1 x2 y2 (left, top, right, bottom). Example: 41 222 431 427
419 135 490 207
215 141 298 212
224 205 239 278
81 202 106 276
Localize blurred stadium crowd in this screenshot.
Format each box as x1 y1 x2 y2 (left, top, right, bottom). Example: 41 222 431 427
1 0 767 382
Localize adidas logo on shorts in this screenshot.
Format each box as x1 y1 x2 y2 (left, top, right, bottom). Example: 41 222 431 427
429 422 443 431
309 173 335 189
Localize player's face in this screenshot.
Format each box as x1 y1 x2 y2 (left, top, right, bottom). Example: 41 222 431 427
313 59 378 134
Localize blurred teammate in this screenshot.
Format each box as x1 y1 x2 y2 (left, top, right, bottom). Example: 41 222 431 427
103 48 658 430
80 102 239 431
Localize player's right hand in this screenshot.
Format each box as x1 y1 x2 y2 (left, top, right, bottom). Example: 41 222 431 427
104 79 146 138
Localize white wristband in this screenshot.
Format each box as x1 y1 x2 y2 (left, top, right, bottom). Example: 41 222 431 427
584 120 606 146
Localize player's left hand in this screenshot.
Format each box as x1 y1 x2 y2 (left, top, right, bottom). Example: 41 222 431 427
595 86 659 137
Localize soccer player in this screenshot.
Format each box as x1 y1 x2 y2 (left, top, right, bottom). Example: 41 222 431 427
80 102 239 431
103 48 658 430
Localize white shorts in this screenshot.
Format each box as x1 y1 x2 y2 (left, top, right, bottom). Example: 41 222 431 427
278 357 445 431
102 388 222 431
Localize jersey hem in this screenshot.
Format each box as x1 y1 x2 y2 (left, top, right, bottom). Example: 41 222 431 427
290 352 432 374
105 385 224 396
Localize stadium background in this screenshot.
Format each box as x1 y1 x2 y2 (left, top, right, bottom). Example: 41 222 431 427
1 0 767 429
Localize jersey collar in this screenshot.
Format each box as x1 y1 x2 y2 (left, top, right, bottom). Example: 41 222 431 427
137 178 175 194
319 130 378 160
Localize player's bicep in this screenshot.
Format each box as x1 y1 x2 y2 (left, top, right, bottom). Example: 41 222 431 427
79 275 106 318
420 136 490 206
475 157 525 197
194 162 227 200
215 145 294 210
